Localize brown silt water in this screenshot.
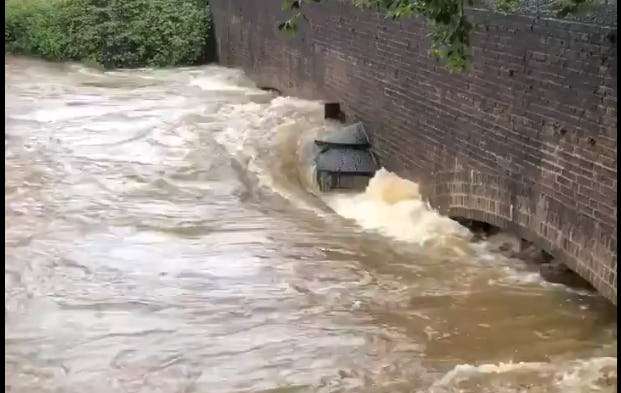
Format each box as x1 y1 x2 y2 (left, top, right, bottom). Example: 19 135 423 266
5 56 617 393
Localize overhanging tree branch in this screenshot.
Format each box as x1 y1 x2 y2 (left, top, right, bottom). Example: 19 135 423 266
278 0 598 73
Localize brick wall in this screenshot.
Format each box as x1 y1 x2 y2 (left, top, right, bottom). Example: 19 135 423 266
210 0 617 304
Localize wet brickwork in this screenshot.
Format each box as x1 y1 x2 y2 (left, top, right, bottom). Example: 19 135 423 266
210 0 617 304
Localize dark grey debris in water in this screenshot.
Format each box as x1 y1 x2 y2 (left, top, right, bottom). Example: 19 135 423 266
314 122 370 148
315 146 379 192
316 148 377 174
313 122 379 191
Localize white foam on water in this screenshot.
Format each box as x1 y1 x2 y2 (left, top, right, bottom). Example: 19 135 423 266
429 357 617 393
209 94 331 215
323 168 472 245
189 77 246 92
557 356 617 392
188 68 255 92
435 360 550 386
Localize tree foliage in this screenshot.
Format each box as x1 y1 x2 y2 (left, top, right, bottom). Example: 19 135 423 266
279 0 596 73
5 0 212 69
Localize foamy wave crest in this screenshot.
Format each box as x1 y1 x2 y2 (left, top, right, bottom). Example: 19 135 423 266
323 169 472 245
558 357 617 392
188 67 256 90
211 95 331 214
428 357 617 393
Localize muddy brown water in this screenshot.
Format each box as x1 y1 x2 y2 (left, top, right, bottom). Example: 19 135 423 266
5 56 617 393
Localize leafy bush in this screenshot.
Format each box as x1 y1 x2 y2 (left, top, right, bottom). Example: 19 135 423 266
5 0 212 68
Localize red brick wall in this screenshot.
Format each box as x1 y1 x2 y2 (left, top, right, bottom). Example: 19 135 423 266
210 0 617 304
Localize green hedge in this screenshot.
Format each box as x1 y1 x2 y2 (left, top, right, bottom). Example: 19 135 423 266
5 0 212 69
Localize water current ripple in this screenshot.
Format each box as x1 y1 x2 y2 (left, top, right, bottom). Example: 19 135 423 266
5 56 616 393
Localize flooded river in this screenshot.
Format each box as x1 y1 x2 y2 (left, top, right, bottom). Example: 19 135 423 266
5 56 617 393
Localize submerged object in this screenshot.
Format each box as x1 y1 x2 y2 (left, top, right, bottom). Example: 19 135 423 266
314 122 371 148
314 122 379 192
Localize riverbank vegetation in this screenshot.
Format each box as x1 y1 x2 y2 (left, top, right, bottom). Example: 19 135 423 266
5 0 212 69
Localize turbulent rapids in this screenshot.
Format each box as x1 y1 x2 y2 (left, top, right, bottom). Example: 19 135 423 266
5 56 617 393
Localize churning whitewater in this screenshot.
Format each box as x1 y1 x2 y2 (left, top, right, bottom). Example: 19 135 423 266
5 57 617 393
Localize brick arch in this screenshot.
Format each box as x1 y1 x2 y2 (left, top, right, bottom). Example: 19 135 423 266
421 168 616 305
422 169 515 230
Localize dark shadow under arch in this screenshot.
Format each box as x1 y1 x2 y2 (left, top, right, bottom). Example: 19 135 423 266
421 168 616 305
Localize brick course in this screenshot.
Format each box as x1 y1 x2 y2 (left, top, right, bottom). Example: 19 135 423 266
210 0 617 304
